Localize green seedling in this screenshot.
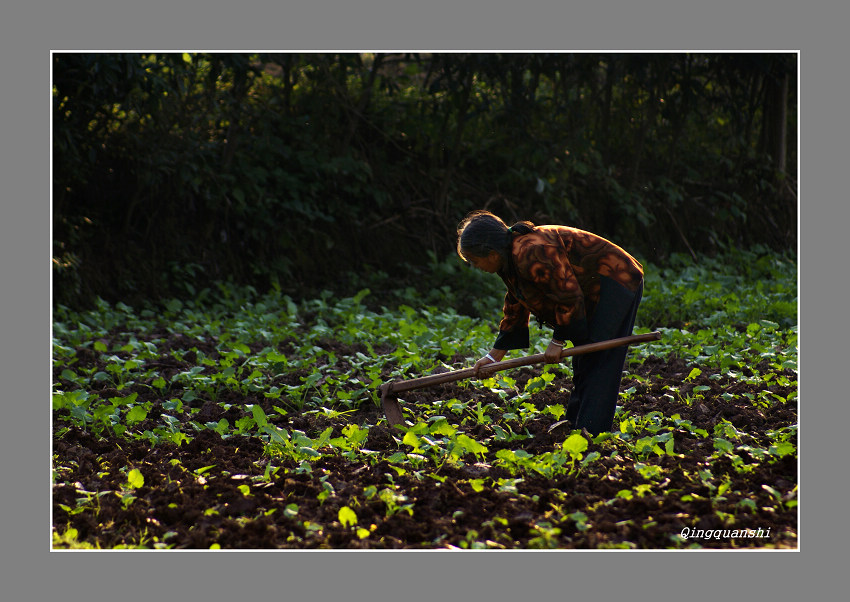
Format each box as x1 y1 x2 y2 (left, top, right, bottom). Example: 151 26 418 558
338 506 358 528
378 487 413 517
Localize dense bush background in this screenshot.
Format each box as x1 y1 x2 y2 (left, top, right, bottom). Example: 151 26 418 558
52 53 797 309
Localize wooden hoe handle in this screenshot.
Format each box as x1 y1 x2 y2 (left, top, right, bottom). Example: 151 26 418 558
381 331 662 396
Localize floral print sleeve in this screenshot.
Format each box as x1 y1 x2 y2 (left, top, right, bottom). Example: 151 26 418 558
493 290 530 350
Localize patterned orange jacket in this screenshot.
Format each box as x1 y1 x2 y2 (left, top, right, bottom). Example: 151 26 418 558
494 225 644 350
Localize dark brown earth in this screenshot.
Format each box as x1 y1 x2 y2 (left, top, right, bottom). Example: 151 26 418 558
53 339 797 550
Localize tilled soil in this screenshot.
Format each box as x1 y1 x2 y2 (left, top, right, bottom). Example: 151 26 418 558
52 349 797 550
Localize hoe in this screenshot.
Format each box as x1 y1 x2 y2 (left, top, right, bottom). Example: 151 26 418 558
379 331 662 427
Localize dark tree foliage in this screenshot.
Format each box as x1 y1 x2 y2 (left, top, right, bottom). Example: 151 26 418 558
52 52 797 308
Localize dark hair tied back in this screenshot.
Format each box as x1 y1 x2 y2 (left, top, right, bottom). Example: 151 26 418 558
508 222 534 236
456 211 535 262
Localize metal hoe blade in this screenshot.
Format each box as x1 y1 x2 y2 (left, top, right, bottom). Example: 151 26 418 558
379 383 405 428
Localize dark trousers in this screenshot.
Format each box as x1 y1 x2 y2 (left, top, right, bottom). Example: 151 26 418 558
566 278 643 434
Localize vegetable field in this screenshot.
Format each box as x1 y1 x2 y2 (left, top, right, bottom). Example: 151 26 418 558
52 250 798 549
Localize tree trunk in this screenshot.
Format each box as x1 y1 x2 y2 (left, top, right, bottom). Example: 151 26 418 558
761 58 790 175
343 53 384 148
600 59 615 161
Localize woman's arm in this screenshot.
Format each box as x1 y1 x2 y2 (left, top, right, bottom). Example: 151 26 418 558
492 290 531 350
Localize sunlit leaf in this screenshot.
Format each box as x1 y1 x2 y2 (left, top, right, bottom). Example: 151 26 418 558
338 506 358 528
563 433 588 457
127 468 144 489
125 405 147 424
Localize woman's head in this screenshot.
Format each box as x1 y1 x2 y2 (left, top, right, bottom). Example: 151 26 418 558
456 210 535 268
456 211 510 263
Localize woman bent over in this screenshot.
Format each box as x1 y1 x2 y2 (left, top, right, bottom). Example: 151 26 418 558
457 210 644 435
